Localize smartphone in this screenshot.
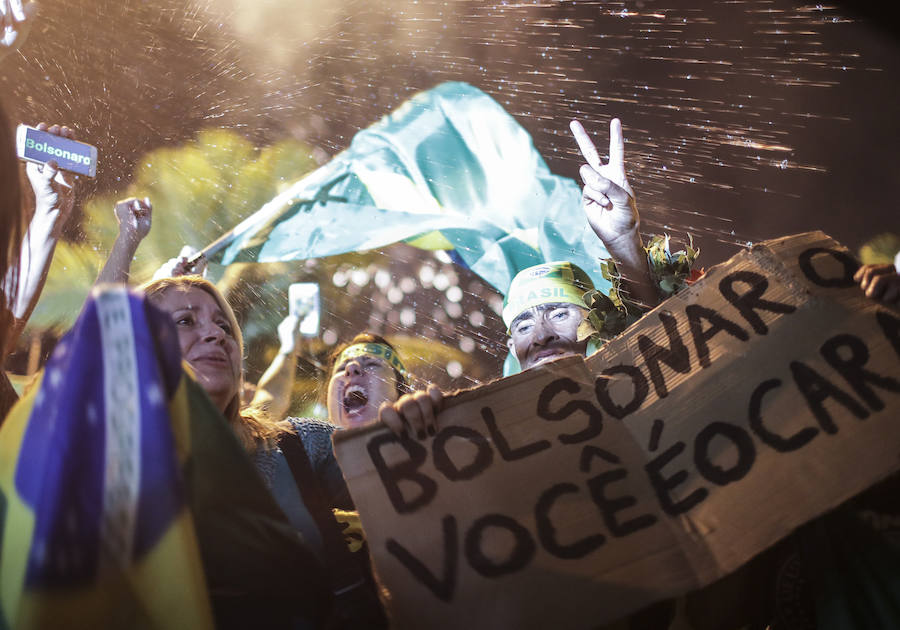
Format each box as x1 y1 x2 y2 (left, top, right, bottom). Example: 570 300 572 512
15 125 98 178
289 283 320 337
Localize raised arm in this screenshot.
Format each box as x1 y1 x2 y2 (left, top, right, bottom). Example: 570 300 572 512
570 118 658 308
8 123 77 338
249 314 303 420
96 197 152 284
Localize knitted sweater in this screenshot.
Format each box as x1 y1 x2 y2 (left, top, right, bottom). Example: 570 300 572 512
252 417 352 563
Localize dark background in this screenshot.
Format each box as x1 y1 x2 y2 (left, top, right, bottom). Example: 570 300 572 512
2 0 898 388
2 0 897 265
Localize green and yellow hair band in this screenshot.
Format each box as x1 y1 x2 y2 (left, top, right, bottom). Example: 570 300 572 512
333 342 409 380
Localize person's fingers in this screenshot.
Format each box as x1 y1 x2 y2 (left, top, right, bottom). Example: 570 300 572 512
857 266 872 291
114 197 137 220
570 120 603 172
853 265 866 282
858 265 894 291
379 402 407 438
35 121 47 131
47 124 60 135
25 159 44 179
583 187 610 208
425 384 444 434
580 164 614 194
867 274 889 299
132 199 149 220
608 118 625 170
858 265 878 291
43 159 58 180
427 384 444 412
399 395 426 439
60 125 73 139
411 390 437 436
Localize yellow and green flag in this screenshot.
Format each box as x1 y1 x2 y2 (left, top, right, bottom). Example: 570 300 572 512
0 286 212 629
0 286 334 629
215 81 614 296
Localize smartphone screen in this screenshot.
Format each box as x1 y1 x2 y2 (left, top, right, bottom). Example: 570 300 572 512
289 283 320 337
15 125 98 178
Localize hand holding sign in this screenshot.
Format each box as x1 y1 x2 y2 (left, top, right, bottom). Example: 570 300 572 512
25 123 77 239
570 118 638 247
855 263 900 305
334 232 900 630
379 384 444 440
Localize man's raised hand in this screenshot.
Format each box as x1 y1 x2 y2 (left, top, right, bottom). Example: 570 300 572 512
570 118 639 248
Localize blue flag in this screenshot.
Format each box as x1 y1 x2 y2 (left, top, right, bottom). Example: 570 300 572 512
0 286 213 629
215 82 613 296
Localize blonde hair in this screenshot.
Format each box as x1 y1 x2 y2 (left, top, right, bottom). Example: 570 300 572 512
141 275 291 451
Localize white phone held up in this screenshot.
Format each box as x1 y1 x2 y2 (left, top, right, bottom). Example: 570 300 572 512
289 283 320 337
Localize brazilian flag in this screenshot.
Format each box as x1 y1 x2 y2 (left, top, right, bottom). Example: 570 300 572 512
0 287 331 629
215 81 614 297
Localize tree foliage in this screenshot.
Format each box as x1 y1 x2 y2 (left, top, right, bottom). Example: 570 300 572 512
29 129 318 332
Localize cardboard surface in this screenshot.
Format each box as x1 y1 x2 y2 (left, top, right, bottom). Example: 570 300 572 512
333 231 900 629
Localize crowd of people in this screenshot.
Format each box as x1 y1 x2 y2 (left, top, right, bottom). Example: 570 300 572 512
2 4 900 629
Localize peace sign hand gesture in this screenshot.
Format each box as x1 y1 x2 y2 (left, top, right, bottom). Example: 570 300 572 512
570 118 639 249
571 118 660 308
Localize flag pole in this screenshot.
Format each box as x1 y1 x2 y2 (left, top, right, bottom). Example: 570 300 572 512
185 228 239 270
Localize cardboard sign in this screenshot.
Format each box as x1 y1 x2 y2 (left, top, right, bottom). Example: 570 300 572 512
333 232 900 629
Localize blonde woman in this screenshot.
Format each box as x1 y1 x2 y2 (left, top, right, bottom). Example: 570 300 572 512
141 274 385 628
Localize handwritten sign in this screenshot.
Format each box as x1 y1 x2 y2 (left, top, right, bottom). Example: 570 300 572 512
333 232 900 629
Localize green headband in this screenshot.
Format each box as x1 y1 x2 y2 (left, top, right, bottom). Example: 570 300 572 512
502 261 594 329
333 342 409 380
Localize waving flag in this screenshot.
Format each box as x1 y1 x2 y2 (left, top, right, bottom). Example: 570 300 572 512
0 286 213 629
215 81 613 295
0 286 335 629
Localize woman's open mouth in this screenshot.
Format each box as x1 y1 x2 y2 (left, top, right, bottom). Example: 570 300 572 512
343 385 369 414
